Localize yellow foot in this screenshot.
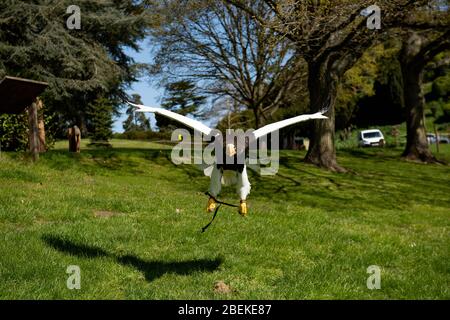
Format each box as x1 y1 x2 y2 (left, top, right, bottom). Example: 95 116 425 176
239 200 248 217
206 197 216 213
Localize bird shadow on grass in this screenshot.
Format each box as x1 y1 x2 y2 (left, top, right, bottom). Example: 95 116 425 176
42 234 223 282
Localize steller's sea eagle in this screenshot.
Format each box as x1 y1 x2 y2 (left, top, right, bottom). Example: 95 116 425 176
127 101 328 216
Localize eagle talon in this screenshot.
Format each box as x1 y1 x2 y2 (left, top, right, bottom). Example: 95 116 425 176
239 200 248 217
206 197 216 213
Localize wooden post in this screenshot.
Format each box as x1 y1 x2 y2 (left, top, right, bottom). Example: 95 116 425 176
28 99 39 162
68 127 74 152
37 98 46 152
68 125 81 153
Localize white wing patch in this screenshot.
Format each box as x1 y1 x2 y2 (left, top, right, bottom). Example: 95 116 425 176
127 102 213 136
252 112 328 139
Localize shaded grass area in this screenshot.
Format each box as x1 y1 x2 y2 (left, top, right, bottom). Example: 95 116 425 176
0 140 449 299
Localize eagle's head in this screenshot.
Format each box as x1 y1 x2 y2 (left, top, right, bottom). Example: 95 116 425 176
225 143 237 157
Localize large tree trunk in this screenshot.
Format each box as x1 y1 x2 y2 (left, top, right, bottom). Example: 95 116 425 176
400 33 438 163
401 66 436 162
304 62 346 172
252 106 266 130
252 107 260 129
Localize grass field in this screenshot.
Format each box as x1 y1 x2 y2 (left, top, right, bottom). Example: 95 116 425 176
0 139 449 299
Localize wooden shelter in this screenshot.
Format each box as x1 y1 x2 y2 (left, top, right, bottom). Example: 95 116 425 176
0 76 48 161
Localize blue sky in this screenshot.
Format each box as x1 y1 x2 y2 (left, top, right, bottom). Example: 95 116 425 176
113 42 162 133
115 41 222 132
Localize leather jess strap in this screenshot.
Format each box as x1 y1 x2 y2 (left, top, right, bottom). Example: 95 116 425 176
201 192 239 233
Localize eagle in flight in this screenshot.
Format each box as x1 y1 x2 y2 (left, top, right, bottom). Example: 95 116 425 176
128 102 328 216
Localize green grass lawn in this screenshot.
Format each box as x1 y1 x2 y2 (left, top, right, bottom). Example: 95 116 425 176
0 139 449 299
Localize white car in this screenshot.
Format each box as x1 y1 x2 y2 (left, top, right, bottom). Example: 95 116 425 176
358 129 385 147
427 133 450 144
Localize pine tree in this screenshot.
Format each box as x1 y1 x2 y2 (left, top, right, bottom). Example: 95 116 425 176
86 96 114 144
123 94 151 132
0 0 152 143
156 80 206 131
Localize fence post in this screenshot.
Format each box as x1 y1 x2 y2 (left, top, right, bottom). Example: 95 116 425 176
28 99 39 162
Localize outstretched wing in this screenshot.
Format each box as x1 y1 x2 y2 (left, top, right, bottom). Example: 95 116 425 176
127 102 213 136
252 111 328 140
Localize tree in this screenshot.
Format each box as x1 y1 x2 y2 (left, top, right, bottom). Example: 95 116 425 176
426 54 450 128
86 96 114 144
149 0 300 128
328 38 404 130
398 3 450 162
123 94 151 132
156 80 206 131
227 0 429 171
0 113 29 151
0 0 151 141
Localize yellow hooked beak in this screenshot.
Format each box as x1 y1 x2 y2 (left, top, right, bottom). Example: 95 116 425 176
226 144 237 157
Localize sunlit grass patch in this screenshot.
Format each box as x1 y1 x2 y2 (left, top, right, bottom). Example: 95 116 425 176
0 140 448 299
